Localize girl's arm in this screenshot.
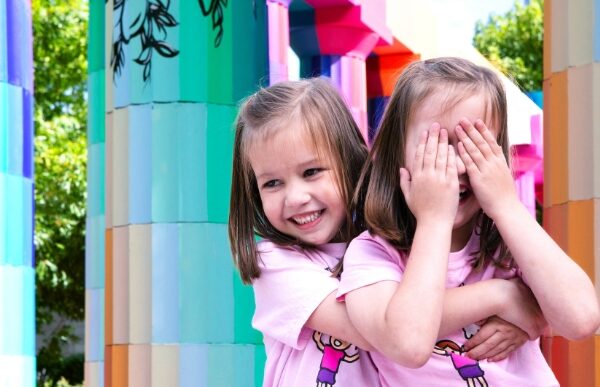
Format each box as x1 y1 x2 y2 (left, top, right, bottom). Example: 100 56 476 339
305 290 374 350
456 118 600 339
346 125 459 368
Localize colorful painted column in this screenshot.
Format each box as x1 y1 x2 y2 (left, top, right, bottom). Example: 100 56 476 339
0 0 35 386
267 0 291 84
84 0 106 384
289 0 392 141
87 1 267 386
542 0 600 385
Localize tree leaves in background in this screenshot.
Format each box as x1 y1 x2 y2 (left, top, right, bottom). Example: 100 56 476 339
473 0 543 92
32 0 87 384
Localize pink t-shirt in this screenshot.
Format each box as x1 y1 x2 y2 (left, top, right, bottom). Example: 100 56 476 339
252 240 380 387
338 231 559 387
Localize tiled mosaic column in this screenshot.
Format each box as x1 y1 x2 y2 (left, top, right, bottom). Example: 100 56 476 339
85 0 106 384
542 0 600 385
86 1 267 386
0 0 35 385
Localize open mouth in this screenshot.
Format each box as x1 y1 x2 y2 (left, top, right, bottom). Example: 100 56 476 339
291 210 324 225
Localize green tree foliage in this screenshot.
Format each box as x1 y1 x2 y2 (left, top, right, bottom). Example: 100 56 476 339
32 0 88 384
473 0 543 92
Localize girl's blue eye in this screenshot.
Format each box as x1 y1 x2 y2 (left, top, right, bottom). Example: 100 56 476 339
304 168 323 177
263 179 280 188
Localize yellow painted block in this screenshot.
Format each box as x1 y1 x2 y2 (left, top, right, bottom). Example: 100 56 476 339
543 0 552 80
129 344 151 387
151 345 180 387
113 226 130 345
568 0 594 67
105 112 113 229
112 108 129 227
545 71 569 206
567 200 595 280
568 64 595 201
543 204 568 253
105 228 113 346
550 0 568 73
129 225 152 344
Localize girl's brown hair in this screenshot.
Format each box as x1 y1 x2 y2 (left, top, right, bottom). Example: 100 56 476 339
229 77 368 284
354 57 512 269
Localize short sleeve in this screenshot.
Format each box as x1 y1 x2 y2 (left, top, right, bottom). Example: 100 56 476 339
338 233 404 299
252 243 339 349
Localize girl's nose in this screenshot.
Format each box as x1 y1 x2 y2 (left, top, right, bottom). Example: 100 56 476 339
285 184 311 207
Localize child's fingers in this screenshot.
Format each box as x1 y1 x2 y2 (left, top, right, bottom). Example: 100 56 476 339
435 128 448 171
458 118 493 160
423 123 440 170
457 141 479 174
474 119 504 157
446 144 457 177
456 125 485 169
413 130 428 170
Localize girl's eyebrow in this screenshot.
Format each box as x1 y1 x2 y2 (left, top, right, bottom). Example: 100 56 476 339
254 157 323 181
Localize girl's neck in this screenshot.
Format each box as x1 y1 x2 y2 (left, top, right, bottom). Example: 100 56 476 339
450 217 478 252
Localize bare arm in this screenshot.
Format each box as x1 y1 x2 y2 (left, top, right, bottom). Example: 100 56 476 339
306 291 373 350
456 118 600 339
346 125 458 368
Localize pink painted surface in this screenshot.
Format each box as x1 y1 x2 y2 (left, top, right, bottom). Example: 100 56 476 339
268 1 290 84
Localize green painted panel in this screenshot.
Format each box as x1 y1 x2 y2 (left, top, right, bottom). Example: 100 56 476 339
87 70 105 144
88 0 105 73
206 3 233 105
178 0 206 102
254 344 265 387
233 273 261 344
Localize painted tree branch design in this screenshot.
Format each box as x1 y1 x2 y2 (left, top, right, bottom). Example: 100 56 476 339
109 0 228 83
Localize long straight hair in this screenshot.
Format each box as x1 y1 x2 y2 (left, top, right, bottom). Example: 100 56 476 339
354 57 512 269
229 78 369 284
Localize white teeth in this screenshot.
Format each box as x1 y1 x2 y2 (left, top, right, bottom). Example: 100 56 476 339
293 211 321 225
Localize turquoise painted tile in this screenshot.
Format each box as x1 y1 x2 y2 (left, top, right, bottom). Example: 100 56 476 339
0 355 36 387
177 103 207 222
150 6 180 104
87 142 105 217
87 71 106 144
5 175 25 266
206 104 237 223
254 344 265 387
151 223 180 343
85 215 105 289
233 273 261 344
22 266 34 356
0 265 24 355
151 104 180 222
128 104 152 224
231 0 268 102
180 223 234 343
0 174 5 263
0 84 9 172
21 179 32 268
7 83 23 176
127 35 151 106
86 289 105 361
207 345 235 386
88 0 105 73
234 345 255 387
180 344 208 387
178 1 206 102
206 3 233 105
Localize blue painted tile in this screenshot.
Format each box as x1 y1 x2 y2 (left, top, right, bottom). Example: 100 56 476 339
152 104 180 222
128 104 152 224
0 84 9 173
85 215 105 289
0 265 35 355
86 289 105 361
7 83 23 176
6 0 32 91
87 71 105 145
87 143 105 217
180 344 208 387
596 0 600 61
21 89 32 179
151 223 180 343
207 345 235 386
0 1 7 83
234 345 255 387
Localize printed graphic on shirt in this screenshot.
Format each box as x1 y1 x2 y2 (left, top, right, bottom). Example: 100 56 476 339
313 331 360 387
434 339 488 387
